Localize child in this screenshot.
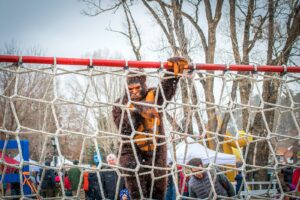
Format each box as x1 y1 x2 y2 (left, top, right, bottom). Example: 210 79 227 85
119 188 130 200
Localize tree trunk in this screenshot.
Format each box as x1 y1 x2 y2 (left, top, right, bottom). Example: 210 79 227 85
247 73 280 183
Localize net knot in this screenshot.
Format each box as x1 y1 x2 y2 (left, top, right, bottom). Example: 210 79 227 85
252 64 258 74
280 64 287 76
88 57 94 69
188 62 196 74
18 56 23 66
157 61 164 72
123 60 129 70
224 63 230 73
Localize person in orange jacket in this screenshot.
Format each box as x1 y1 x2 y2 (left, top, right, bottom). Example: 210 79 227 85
83 171 89 198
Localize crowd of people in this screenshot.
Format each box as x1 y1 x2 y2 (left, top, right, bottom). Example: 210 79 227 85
0 154 129 199
37 153 129 200
1 152 299 199
164 158 235 199
164 154 300 199
277 151 300 199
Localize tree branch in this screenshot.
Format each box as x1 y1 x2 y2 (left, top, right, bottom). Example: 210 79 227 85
80 0 123 16
204 0 213 23
248 15 268 52
172 0 189 57
142 0 178 54
275 2 300 65
166 112 183 132
213 0 224 25
122 2 142 60
181 11 208 53
229 0 241 64
242 0 254 63
267 0 274 64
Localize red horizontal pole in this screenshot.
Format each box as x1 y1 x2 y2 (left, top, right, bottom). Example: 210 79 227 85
0 55 300 73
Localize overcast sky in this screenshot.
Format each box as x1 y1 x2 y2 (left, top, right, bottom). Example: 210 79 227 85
0 0 163 60
0 1 299 66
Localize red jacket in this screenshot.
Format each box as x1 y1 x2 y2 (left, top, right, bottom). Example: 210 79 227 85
292 168 300 192
64 176 71 190
178 165 189 194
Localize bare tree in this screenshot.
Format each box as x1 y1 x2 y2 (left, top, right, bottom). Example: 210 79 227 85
227 0 300 182
249 0 300 182
81 0 142 60
64 49 124 157
0 42 96 163
0 41 57 161
138 0 224 148
80 0 223 148
79 1 299 172
108 2 142 60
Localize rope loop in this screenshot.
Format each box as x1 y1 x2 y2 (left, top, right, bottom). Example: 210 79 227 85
252 64 258 74
18 56 23 67
88 57 94 69
281 64 287 76
123 60 129 70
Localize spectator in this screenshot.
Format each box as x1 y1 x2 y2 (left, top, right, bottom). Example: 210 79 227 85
178 165 189 198
165 162 176 200
68 160 81 196
187 158 229 198
54 172 62 197
36 170 41 186
277 169 296 200
234 171 243 194
29 171 37 187
87 166 102 200
83 171 89 198
282 166 294 185
278 169 292 193
292 167 300 194
101 153 125 199
11 169 21 200
64 172 72 196
292 151 300 194
119 188 130 200
40 161 55 197
1 182 7 196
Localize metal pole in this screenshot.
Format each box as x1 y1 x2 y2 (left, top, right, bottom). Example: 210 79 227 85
1 55 300 73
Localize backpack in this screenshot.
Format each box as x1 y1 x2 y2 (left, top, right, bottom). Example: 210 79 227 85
217 173 235 197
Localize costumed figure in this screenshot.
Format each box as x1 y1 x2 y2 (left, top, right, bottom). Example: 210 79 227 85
112 57 188 199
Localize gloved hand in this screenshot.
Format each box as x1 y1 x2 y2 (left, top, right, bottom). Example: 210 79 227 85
129 89 160 119
140 106 159 119
131 104 159 119
167 57 188 77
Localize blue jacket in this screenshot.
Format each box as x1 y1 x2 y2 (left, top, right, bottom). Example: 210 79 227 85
165 174 176 200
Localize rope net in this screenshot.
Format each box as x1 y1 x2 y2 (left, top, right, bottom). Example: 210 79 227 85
0 56 299 199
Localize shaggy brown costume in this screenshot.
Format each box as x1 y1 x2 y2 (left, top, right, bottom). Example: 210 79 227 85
112 57 187 199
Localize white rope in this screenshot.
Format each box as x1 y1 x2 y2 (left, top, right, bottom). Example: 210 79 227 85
0 60 299 199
